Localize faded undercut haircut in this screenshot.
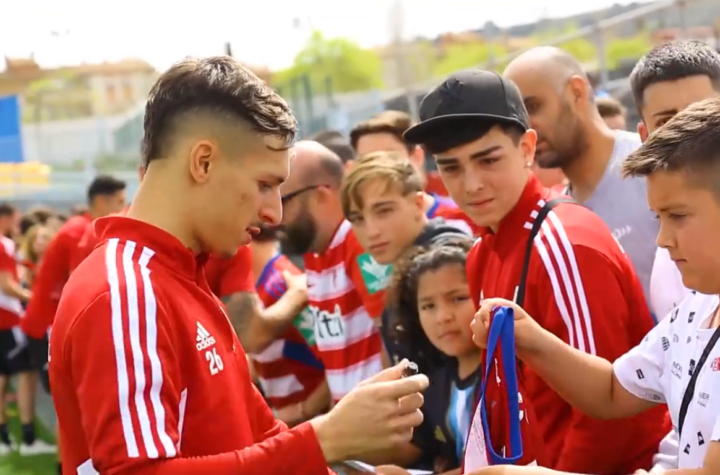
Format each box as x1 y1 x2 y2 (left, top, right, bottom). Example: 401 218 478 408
350 110 415 154
142 56 297 165
630 40 720 115
341 151 423 218
622 97 720 194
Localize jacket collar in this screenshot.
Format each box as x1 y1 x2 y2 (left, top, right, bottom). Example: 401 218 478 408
478 175 550 255
95 216 207 282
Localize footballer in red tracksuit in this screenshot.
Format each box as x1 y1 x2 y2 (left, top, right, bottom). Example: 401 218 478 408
21 214 90 340
49 216 332 474
466 174 669 474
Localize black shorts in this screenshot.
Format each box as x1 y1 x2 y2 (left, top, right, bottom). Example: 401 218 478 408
0 329 33 376
26 335 50 393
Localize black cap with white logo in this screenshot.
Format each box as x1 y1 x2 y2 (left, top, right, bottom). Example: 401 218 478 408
404 69 530 145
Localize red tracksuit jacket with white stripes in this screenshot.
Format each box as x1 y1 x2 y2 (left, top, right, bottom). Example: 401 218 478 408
465 175 670 474
49 217 331 475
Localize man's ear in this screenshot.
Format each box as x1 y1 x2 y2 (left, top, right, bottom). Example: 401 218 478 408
520 129 538 164
569 75 592 106
413 191 425 218
638 121 649 143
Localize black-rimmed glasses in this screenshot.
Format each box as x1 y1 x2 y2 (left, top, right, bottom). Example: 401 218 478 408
281 185 326 205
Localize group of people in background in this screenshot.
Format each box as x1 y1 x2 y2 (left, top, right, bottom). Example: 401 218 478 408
0 38 718 475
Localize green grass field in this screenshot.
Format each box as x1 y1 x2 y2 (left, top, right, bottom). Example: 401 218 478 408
0 400 57 475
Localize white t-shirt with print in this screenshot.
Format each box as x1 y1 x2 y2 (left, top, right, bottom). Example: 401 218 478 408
650 248 691 321
614 291 720 469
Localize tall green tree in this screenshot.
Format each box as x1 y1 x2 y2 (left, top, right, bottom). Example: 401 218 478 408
272 31 383 94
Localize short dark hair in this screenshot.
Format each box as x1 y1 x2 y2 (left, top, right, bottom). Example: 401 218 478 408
420 119 525 155
622 97 720 195
596 96 626 118
630 40 720 114
87 175 126 203
142 56 297 164
19 215 37 236
309 129 355 164
26 205 53 224
0 203 16 218
350 111 415 154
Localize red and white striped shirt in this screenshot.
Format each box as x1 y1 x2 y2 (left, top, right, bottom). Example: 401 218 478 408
253 254 325 409
304 221 385 402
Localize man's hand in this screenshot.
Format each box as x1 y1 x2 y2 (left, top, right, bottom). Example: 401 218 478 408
275 403 304 427
311 360 429 463
282 271 308 302
471 298 544 355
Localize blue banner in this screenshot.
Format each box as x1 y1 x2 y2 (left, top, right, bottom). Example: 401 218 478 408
0 95 24 163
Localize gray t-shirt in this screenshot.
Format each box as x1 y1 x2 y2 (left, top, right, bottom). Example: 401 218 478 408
567 131 658 314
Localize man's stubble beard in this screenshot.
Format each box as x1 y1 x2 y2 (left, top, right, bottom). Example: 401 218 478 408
280 209 319 256
536 108 588 171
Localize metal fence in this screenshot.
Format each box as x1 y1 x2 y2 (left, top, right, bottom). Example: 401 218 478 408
7 0 719 207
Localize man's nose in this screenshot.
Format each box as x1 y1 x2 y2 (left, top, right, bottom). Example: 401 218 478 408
364 217 383 238
465 167 484 195
261 194 283 226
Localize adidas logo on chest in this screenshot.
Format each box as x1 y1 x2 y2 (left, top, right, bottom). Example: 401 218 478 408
196 321 216 351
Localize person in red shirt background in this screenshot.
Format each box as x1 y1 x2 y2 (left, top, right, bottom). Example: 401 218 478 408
49 56 428 475
72 164 145 270
22 175 127 345
0 203 51 455
403 69 669 474
280 141 391 402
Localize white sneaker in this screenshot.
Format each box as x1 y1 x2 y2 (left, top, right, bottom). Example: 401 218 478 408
18 439 56 456
0 442 13 456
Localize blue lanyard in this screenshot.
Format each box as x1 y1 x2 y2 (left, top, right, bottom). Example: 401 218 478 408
479 306 524 464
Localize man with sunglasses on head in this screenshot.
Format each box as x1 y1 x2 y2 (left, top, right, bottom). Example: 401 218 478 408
280 140 388 404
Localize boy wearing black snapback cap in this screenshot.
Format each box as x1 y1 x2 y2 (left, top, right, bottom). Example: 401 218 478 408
405 69 668 473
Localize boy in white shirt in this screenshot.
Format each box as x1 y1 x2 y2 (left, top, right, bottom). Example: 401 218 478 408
469 97 720 474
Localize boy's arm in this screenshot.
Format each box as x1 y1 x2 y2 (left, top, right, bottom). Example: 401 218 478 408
524 244 664 472
527 243 664 417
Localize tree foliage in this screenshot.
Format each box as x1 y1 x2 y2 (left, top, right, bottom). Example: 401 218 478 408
272 31 383 94
433 42 508 76
605 32 654 69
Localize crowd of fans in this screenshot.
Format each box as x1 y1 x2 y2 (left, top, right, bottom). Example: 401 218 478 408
0 38 719 475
